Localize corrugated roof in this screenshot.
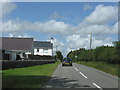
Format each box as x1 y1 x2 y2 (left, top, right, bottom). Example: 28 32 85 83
0 37 33 51
34 41 53 49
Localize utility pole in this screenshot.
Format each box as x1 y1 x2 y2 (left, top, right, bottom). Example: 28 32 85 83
90 33 92 50
55 45 58 61
50 37 54 56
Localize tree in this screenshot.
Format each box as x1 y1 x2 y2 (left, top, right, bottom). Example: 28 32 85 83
56 51 63 62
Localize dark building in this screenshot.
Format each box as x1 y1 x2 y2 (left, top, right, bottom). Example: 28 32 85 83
0 37 33 60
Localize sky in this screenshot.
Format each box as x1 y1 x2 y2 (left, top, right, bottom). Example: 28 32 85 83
0 2 118 57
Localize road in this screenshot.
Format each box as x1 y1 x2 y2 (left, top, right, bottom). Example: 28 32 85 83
45 63 118 89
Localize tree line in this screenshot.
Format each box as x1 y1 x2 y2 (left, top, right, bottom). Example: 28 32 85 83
67 41 120 64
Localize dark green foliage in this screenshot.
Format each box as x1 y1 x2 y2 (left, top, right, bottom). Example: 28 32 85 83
67 41 120 64
28 54 53 60
2 60 55 70
56 51 63 61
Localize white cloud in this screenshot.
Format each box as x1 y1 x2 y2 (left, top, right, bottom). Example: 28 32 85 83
0 2 16 18
85 5 118 24
2 19 118 35
52 38 64 55
66 34 114 50
8 32 31 38
2 19 73 35
75 21 118 35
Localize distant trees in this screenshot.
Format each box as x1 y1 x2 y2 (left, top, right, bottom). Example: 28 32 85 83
67 41 120 64
55 51 63 62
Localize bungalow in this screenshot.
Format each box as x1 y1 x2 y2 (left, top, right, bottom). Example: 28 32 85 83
34 41 53 56
0 37 33 60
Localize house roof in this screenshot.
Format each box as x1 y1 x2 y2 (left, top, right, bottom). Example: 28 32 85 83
0 37 33 51
34 41 53 49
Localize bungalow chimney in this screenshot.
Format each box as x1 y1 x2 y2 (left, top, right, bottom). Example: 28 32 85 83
50 37 54 43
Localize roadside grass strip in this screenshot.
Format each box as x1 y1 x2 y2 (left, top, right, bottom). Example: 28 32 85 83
77 61 119 77
2 62 60 88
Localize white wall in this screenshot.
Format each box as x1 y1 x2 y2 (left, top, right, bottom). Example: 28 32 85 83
10 52 17 61
34 48 52 56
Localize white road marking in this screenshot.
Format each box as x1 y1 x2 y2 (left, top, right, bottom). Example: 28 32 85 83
93 83 102 89
74 66 88 79
79 72 88 79
75 68 79 71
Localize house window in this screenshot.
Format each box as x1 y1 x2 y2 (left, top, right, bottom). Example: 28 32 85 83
43 49 48 53
37 48 39 52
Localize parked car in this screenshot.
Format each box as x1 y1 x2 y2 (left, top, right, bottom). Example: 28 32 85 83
62 57 72 66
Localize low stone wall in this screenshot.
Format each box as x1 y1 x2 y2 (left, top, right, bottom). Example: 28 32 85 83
1 60 56 70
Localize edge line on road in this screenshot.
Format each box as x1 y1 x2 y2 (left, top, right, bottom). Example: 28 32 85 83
79 72 88 79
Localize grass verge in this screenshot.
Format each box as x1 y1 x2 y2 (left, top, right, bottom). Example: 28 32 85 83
77 61 119 77
2 61 60 88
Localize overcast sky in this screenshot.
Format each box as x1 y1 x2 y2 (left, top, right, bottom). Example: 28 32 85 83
1 2 118 57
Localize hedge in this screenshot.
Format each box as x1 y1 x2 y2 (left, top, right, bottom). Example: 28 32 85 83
28 55 53 60
2 60 55 70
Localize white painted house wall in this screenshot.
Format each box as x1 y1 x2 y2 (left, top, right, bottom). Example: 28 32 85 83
34 48 52 56
10 52 17 61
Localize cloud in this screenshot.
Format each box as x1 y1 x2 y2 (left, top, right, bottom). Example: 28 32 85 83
52 38 64 55
2 19 118 36
66 34 114 50
58 34 114 57
2 19 74 35
8 32 31 38
85 5 118 24
0 2 16 18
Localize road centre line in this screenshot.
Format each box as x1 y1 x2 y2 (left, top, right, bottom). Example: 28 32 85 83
79 72 88 79
73 65 103 89
75 68 79 71
93 83 102 90
73 66 88 79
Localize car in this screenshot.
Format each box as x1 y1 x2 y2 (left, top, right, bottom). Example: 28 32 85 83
62 57 72 66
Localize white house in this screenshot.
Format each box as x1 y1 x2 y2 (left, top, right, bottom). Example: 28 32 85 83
34 41 53 56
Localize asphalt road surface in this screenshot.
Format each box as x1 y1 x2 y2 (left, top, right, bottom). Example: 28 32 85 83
45 63 118 89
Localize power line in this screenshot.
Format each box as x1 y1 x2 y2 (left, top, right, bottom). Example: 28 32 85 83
93 22 116 36
81 22 117 49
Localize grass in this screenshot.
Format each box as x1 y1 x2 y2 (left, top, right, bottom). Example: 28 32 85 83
2 61 60 88
77 61 119 77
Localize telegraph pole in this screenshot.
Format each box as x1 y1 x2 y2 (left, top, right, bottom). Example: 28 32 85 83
90 33 92 50
55 45 58 61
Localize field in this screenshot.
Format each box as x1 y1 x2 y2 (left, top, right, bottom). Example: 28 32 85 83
2 62 60 88
77 61 119 77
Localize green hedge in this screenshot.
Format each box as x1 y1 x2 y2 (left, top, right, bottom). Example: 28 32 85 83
28 55 53 60
2 60 55 70
67 44 120 64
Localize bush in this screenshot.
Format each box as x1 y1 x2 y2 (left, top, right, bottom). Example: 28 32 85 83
28 55 53 60
67 41 120 64
2 60 55 70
